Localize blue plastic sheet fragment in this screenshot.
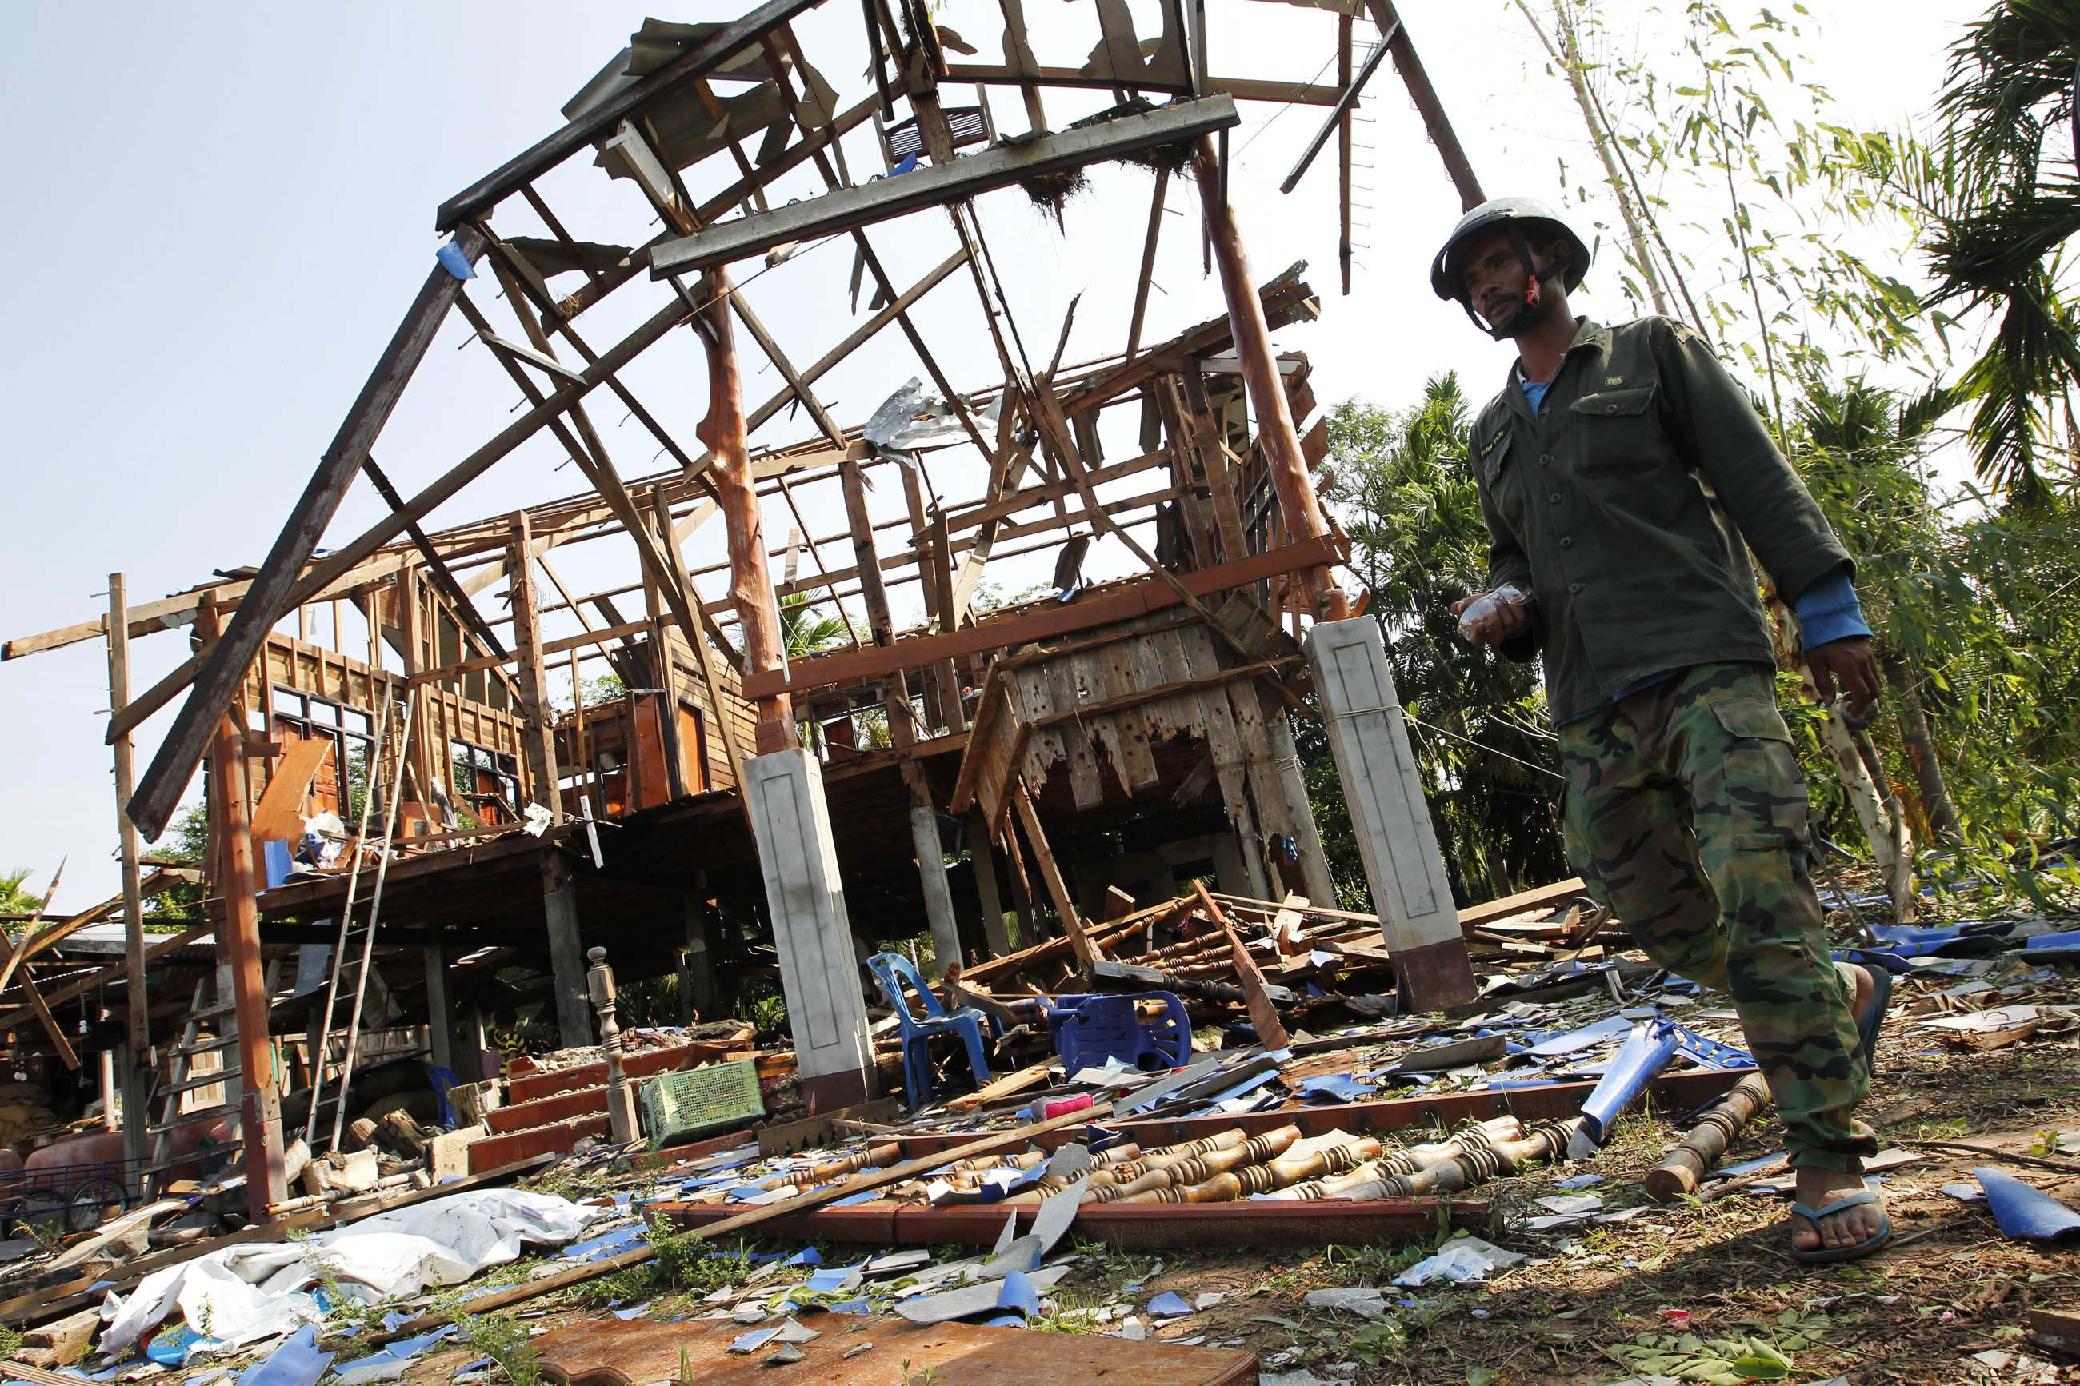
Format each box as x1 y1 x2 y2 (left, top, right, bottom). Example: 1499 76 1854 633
146 1324 221 1367
331 1326 454 1385
1577 1019 1681 1143
786 1247 823 1268
236 1326 334 1386
1297 1074 1370 1104
435 239 477 282
829 1188 883 1207
996 1270 1039 1319
1527 1016 1632 1058
559 1222 648 1262
729 1327 782 1354
1975 1166 2080 1242
1147 1291 1195 1318
803 1259 867 1294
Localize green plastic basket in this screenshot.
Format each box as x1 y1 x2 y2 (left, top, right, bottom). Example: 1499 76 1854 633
639 1058 764 1148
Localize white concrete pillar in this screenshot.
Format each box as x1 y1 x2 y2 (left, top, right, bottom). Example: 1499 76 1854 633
744 747 879 1107
971 821 1011 959
911 803 963 974
1305 617 1476 1010
423 937 454 1072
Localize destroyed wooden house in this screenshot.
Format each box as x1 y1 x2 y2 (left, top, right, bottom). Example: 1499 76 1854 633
0 0 1498 1223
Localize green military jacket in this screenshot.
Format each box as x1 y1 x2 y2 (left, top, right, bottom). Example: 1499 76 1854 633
1469 316 1850 723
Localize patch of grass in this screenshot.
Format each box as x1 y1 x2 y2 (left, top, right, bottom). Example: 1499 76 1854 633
0 1324 23 1358
453 1312 540 1386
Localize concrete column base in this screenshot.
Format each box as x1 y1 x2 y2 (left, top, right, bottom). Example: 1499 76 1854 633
1305 617 1477 1011
745 748 879 1104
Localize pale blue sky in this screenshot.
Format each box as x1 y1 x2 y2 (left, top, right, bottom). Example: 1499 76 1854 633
0 1 1974 910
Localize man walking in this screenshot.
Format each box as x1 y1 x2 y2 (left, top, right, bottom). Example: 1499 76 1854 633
1432 198 1893 1262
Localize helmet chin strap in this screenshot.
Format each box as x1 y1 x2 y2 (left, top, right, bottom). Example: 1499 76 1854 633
1463 227 1565 340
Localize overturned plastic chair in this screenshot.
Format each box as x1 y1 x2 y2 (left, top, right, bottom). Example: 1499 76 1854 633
1042 992 1192 1074
866 952 995 1110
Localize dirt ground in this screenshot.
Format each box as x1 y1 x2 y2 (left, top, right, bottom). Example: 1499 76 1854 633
366 983 2080 1386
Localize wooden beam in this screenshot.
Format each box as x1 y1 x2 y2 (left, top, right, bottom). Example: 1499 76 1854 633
1010 783 1096 969
1124 168 1169 363
507 514 562 820
652 97 1240 276
1279 17 1394 194
200 602 287 1219
1364 0 1484 209
0 924 209 1037
940 64 1339 105
433 0 829 230
693 273 793 753
125 229 485 840
364 458 508 661
743 534 1340 699
1190 137 1344 619
105 574 151 1178
1194 882 1290 1049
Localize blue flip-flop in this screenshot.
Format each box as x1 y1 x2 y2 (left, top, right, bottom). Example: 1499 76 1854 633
1854 962 1894 1080
1789 1189 1892 1263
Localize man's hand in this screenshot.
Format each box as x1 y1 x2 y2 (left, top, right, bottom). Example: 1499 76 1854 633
1453 587 1531 648
1806 636 1881 724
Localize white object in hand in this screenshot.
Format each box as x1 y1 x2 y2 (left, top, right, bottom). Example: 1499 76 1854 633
1457 583 1527 642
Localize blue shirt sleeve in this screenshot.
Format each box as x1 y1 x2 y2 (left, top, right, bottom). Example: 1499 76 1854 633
1792 568 1871 650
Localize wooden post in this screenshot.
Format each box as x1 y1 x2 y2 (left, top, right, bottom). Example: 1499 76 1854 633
199 603 289 1220
1009 783 1096 968
693 272 793 753
104 575 151 1186
507 514 562 821
1190 136 1346 620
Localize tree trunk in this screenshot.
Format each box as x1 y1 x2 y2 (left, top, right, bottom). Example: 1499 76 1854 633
1883 655 1962 842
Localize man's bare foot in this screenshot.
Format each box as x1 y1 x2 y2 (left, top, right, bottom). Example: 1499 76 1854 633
1790 1166 1888 1254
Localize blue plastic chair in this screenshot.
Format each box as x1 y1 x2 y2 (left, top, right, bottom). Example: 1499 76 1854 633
866 952 994 1109
1042 992 1192 1074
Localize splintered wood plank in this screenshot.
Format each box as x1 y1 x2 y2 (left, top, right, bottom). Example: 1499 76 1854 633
535 1315 1256 1386
249 738 335 843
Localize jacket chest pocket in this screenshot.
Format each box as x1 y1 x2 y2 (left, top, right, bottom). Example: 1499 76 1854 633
1478 432 1525 530
1568 384 1665 475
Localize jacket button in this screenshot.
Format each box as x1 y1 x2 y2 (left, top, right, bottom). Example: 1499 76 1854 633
1539 454 1553 467
1548 492 1562 503
1560 536 1575 548
1568 581 1584 594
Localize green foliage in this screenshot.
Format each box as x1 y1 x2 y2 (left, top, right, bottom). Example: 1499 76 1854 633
1788 371 2080 902
0 870 40 918
1319 380 1569 903
1535 0 1936 409
452 1311 540 1386
778 592 849 659
1848 0 2080 497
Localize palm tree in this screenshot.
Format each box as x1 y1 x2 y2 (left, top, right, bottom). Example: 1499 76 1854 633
1903 0 2080 497
0 869 39 917
777 592 849 658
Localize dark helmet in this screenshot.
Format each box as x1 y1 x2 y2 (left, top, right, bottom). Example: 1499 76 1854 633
1428 197 1591 303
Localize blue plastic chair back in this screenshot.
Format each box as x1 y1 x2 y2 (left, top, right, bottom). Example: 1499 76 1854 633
866 952 946 1029
426 1064 462 1129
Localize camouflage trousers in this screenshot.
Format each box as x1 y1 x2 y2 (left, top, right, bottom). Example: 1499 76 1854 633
1558 663 1876 1172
